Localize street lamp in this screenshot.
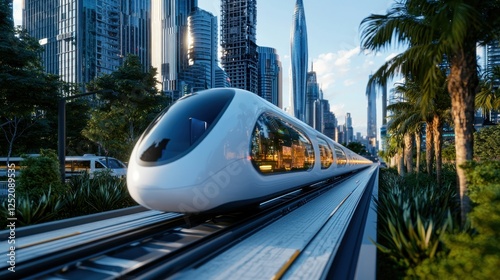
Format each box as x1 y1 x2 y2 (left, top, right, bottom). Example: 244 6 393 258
58 89 116 182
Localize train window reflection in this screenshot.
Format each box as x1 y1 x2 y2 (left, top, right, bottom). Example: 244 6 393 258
317 137 333 169
250 113 314 174
334 144 347 167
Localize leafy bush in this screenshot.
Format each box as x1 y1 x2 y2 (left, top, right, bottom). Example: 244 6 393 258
474 125 500 161
17 149 69 199
61 170 136 217
0 187 65 226
411 161 500 279
375 168 459 272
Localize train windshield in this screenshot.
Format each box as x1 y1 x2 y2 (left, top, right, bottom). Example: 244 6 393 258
136 89 235 166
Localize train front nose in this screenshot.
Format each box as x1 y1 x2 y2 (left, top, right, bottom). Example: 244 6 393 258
126 89 236 212
126 160 196 212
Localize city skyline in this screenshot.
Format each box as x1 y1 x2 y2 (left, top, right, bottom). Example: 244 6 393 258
198 0 402 139
12 0 402 140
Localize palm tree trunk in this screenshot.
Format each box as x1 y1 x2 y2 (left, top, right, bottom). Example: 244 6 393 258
415 130 422 174
425 120 434 174
432 114 443 186
397 150 405 176
448 41 478 225
404 133 414 173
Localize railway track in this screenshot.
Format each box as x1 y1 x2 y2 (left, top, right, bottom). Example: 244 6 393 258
0 166 377 279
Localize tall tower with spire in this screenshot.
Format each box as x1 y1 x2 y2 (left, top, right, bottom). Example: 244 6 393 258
366 75 378 155
290 0 308 121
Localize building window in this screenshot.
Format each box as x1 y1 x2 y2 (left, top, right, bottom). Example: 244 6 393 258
250 113 314 174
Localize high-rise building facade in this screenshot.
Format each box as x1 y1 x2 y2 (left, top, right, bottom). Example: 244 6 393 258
151 0 197 100
322 104 337 141
306 65 320 128
345 112 353 144
380 83 388 151
290 0 308 122
257 46 282 107
120 1 151 69
220 0 258 93
482 41 500 124
23 0 151 88
23 0 58 76
215 66 231 88
180 8 218 92
366 75 377 155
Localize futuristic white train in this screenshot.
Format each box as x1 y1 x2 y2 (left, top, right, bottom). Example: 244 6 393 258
127 88 373 213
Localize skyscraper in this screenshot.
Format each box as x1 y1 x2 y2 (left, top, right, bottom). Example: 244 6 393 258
366 75 377 155
257 46 282 107
345 113 353 144
151 0 197 100
380 83 388 151
220 0 258 93
322 101 337 140
180 8 218 92
120 1 152 69
306 63 320 128
22 0 151 87
290 0 308 121
482 41 500 123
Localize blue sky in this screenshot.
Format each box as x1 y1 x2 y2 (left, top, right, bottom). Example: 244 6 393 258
13 0 402 139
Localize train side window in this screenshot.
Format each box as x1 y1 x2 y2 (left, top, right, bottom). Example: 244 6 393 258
333 144 347 167
317 137 333 169
250 113 314 174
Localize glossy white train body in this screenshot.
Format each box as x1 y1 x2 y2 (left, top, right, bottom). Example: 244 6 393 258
127 88 373 213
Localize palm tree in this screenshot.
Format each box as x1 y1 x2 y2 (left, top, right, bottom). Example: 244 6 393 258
359 0 500 223
389 75 451 185
387 84 420 174
477 65 500 123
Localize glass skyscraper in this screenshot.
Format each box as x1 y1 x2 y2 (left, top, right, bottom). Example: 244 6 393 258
179 8 218 92
366 75 377 155
257 46 282 107
290 0 308 121
151 0 197 100
22 0 151 88
220 0 258 93
306 65 319 128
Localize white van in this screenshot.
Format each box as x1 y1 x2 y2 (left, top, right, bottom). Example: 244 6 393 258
65 154 127 178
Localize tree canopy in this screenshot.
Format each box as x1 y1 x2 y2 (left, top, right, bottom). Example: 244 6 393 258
83 54 168 161
0 1 61 157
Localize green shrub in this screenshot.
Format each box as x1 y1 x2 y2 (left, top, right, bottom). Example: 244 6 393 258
12 188 64 226
17 149 69 199
411 161 500 279
474 125 500 161
61 170 136 217
375 168 459 272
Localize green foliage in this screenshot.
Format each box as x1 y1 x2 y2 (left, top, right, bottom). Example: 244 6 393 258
61 171 136 217
411 161 500 278
1 171 136 227
474 125 500 161
441 143 456 163
0 2 62 156
375 168 459 272
17 150 69 199
0 187 65 227
345 142 368 155
83 54 168 161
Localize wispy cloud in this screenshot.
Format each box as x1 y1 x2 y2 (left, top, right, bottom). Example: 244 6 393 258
313 46 361 92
